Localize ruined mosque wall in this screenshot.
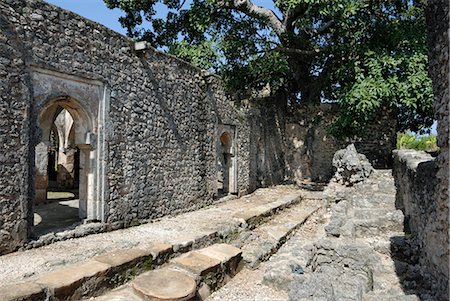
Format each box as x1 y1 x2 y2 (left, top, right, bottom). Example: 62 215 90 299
0 6 34 254
0 0 254 253
285 104 397 183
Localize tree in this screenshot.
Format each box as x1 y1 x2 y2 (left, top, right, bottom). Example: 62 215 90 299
104 0 434 137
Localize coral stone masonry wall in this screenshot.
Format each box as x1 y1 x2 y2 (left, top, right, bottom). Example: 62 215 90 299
426 0 449 298
0 9 34 255
0 0 253 254
285 104 397 182
393 150 447 298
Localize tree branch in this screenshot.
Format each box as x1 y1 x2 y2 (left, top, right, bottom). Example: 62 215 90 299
284 4 309 32
218 0 286 37
302 20 334 36
274 46 320 56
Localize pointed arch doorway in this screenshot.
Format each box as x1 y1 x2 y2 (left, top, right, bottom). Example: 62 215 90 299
34 96 95 235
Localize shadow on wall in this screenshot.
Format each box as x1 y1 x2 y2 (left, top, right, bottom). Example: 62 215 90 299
285 104 397 183
249 97 287 188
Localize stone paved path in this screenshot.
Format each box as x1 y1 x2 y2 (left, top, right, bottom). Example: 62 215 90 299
0 185 302 286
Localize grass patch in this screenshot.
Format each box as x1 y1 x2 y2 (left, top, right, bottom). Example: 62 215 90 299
397 133 438 152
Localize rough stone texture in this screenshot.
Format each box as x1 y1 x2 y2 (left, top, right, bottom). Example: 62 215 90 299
0 0 255 253
285 104 396 182
0 5 33 255
393 150 448 299
425 0 449 299
35 260 111 300
247 97 288 188
332 144 373 186
264 170 433 300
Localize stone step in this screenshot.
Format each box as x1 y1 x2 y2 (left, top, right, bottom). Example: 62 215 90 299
231 193 303 229
363 292 420 301
353 208 394 219
91 243 242 301
231 201 321 268
0 189 302 301
352 194 396 209
353 210 404 238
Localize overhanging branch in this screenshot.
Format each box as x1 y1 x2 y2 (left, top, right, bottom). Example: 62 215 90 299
274 46 320 56
218 0 286 37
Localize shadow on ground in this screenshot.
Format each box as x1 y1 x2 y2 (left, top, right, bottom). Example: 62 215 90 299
34 191 81 236
390 235 432 300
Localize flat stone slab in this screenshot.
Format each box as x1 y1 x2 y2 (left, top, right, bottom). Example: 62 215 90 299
197 244 241 263
94 248 150 268
133 269 196 301
171 252 221 276
0 281 45 301
150 243 173 257
232 193 302 223
35 260 110 298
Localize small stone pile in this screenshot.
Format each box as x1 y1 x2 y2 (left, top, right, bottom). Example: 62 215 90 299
332 144 373 186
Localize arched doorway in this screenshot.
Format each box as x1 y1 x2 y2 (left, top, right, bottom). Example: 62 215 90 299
34 96 94 235
219 130 238 195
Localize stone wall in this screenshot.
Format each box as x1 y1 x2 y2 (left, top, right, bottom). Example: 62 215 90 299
0 9 34 255
285 104 397 182
393 150 447 299
248 97 288 188
0 0 253 253
425 0 450 298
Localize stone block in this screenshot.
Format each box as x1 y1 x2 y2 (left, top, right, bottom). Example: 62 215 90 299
196 243 241 263
197 244 242 275
132 268 196 301
35 260 111 299
0 281 45 301
150 243 173 257
171 252 221 276
94 248 150 268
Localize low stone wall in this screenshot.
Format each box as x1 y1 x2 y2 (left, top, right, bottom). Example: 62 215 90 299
425 0 449 299
393 150 448 299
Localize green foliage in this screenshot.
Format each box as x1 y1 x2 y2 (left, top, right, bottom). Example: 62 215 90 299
104 0 434 138
168 39 221 71
397 133 438 152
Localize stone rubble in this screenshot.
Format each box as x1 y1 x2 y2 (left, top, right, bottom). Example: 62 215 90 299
332 144 374 186
261 169 434 301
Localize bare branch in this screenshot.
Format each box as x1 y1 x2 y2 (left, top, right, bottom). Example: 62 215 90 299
218 0 286 37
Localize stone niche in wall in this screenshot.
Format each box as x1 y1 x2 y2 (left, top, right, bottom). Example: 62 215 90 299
217 123 238 196
31 66 109 222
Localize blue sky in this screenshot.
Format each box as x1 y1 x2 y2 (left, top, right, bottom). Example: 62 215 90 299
45 0 278 36
45 0 129 35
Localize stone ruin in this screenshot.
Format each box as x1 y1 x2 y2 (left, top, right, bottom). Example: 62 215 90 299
332 144 373 186
0 0 399 255
0 0 448 299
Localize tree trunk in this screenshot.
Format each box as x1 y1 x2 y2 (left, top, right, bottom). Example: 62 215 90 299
288 57 322 105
